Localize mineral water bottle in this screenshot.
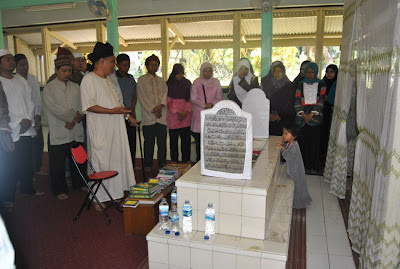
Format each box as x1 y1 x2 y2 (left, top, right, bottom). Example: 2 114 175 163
169 206 179 232
182 200 192 233
171 187 177 208
205 203 215 237
159 198 169 231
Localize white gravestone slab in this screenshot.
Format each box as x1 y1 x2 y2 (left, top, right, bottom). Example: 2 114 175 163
200 100 253 180
241 88 270 139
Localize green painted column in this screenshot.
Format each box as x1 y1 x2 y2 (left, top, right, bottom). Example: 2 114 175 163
106 0 119 55
261 11 273 78
0 10 4 49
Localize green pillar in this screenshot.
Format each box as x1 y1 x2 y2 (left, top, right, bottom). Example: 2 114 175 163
0 10 4 49
261 11 273 78
106 0 119 55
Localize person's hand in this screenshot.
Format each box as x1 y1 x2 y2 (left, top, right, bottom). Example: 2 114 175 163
65 122 75 130
34 115 41 131
276 140 285 150
19 119 32 134
74 111 83 123
155 111 162 119
112 106 131 115
205 103 213 109
128 115 139 127
177 111 188 121
152 104 164 114
270 114 279 122
239 69 249 79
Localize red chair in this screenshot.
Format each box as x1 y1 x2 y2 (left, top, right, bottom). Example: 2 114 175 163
71 144 122 224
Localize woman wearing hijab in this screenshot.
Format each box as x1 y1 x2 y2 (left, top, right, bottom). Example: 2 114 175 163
166 64 192 163
261 61 296 136
228 58 259 107
191 62 223 162
320 64 339 163
293 60 311 88
295 62 326 175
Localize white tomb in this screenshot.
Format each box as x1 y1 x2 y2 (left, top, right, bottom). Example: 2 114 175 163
146 136 295 269
242 88 270 139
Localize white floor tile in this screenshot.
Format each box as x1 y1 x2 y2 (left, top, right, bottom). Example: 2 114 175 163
325 219 347 237
307 220 326 236
307 252 329 269
326 232 353 257
307 235 328 254
329 254 356 269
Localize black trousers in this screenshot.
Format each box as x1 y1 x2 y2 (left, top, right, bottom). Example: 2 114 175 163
32 126 44 173
191 131 201 162
125 120 137 168
298 124 321 171
0 137 35 202
49 141 85 196
142 123 167 168
169 127 191 162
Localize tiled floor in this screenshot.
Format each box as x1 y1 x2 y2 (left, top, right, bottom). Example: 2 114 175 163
306 176 356 269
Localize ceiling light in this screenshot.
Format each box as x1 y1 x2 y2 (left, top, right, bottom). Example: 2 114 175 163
24 3 76 12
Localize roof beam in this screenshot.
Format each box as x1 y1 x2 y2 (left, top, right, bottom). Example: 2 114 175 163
241 26 247 44
169 36 179 50
49 31 77 50
168 23 186 45
0 0 85 10
119 35 128 47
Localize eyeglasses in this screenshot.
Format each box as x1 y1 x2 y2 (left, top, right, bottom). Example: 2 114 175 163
306 71 315 74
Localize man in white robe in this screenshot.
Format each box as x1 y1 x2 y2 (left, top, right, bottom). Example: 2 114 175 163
0 49 42 202
81 42 138 207
14 54 45 175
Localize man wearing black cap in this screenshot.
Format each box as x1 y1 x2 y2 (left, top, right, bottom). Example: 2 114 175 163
137 54 168 171
81 42 138 208
43 49 85 200
14 54 45 176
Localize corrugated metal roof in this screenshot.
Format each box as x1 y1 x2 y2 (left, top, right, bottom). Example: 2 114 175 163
7 9 343 47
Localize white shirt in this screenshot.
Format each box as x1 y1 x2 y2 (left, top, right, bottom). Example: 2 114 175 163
0 75 35 142
43 79 84 145
14 73 42 117
303 82 319 105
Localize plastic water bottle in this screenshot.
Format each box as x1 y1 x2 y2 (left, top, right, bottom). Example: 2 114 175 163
159 198 169 231
169 206 179 232
182 200 192 233
205 203 215 237
171 187 177 208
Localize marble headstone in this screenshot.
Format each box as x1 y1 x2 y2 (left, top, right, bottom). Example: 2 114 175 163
242 88 270 139
200 100 253 180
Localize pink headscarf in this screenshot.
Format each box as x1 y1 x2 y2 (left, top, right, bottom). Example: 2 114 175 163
194 62 220 88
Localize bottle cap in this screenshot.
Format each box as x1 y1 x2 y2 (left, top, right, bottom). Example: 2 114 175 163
165 230 170 234
204 235 209 240
175 231 180 236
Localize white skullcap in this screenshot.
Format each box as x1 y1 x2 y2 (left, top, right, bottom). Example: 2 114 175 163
0 49 12 58
73 53 84 58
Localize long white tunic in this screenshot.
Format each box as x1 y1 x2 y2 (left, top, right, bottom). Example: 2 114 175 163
43 79 84 145
0 75 35 142
81 72 136 201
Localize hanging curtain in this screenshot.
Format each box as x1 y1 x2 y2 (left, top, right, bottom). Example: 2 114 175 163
327 0 400 268
323 0 358 199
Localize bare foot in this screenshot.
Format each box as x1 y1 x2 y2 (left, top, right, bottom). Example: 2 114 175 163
57 194 68 200
81 186 88 192
94 202 105 211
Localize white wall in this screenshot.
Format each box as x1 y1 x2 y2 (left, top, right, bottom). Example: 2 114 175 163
2 0 343 28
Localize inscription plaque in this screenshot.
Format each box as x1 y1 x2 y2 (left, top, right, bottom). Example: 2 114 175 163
201 101 253 180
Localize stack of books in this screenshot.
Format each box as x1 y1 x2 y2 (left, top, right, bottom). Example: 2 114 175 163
156 163 191 183
128 182 160 199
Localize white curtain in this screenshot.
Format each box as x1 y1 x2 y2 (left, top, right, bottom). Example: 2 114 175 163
327 0 400 268
323 0 358 199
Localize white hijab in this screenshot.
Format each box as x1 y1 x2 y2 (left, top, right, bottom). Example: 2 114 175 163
233 58 254 103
